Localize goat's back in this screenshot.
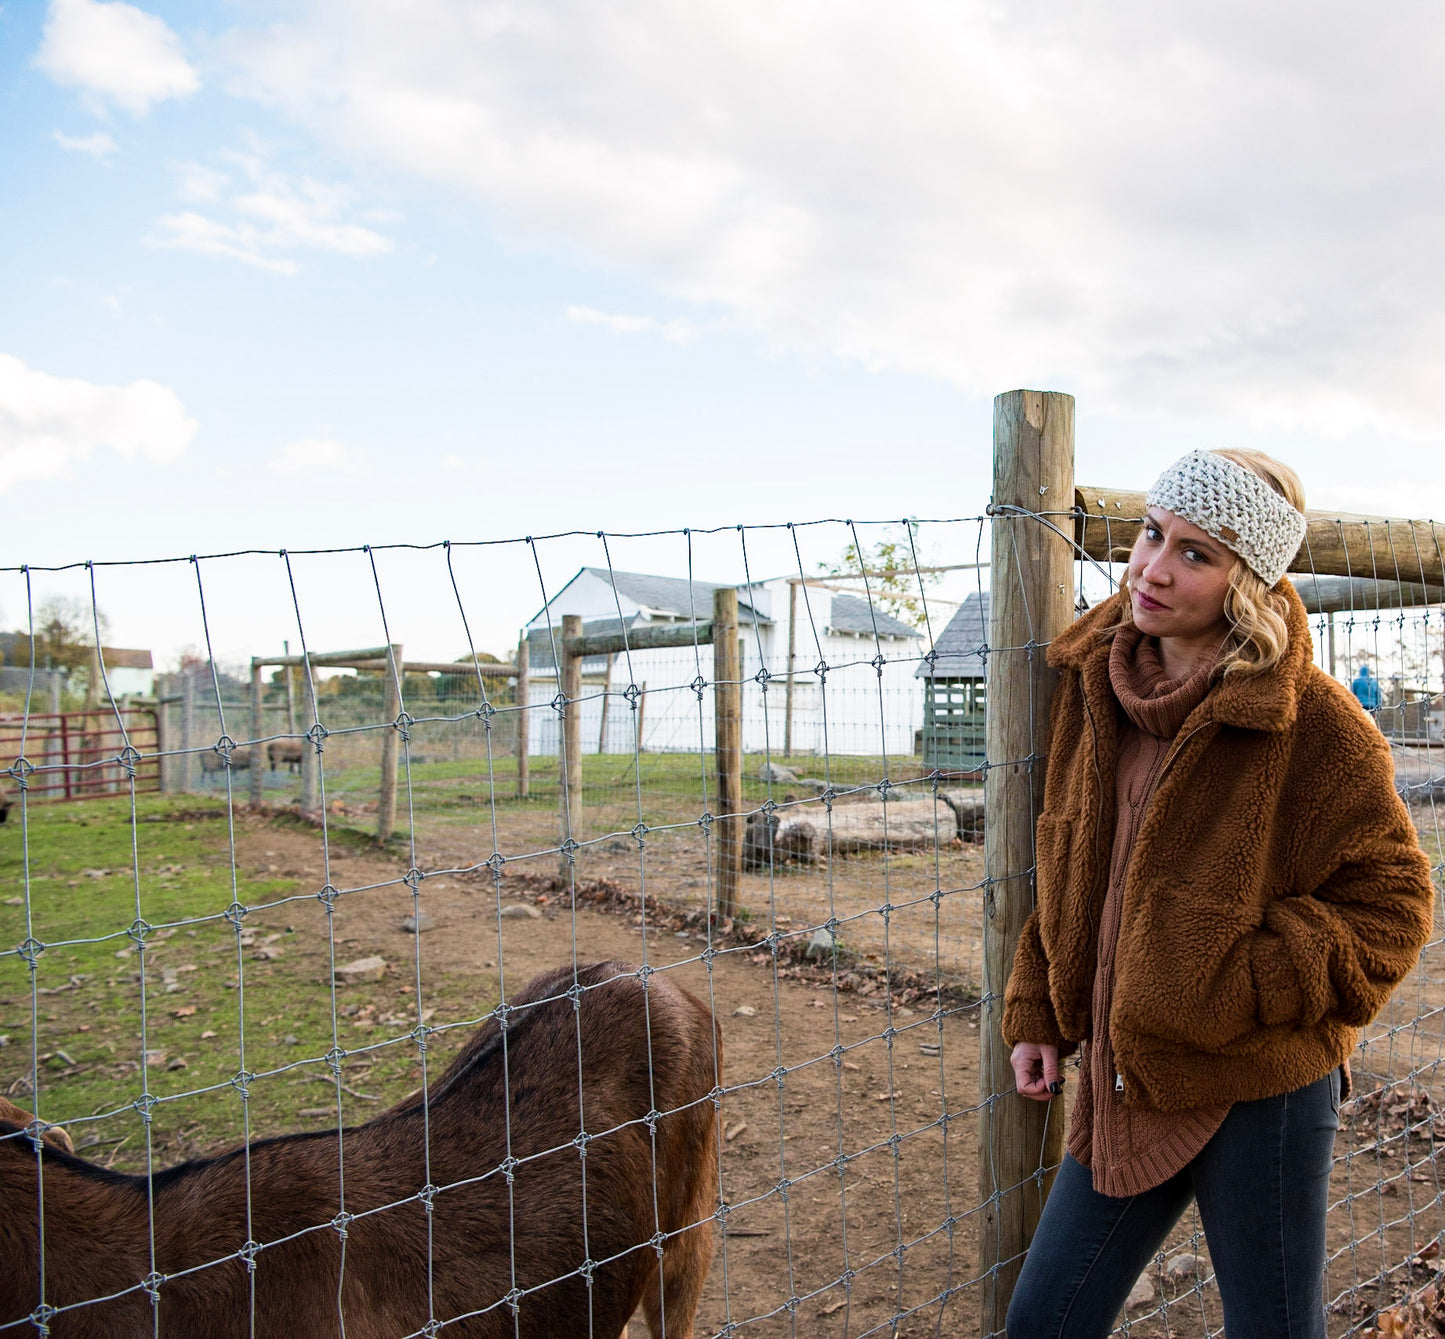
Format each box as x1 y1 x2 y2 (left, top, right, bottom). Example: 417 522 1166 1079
1 961 721 1338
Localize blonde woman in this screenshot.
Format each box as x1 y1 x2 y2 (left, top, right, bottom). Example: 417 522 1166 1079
1003 450 1435 1338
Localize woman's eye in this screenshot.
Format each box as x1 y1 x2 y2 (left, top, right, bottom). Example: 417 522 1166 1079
1184 548 1208 563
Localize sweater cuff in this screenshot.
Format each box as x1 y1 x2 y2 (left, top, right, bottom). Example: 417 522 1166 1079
1250 932 1305 1027
1002 998 1064 1050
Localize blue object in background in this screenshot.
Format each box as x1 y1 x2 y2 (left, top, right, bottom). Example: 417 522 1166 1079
1352 663 1382 710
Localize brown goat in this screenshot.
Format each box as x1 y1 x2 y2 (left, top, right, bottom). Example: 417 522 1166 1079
0 962 721 1338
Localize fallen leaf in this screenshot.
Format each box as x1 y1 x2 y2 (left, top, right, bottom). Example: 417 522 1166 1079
172 1006 196 1018
818 1300 846 1317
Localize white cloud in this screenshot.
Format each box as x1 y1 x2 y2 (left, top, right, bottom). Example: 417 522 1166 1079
566 304 697 344
53 129 118 157
228 0 1445 441
35 0 198 116
148 150 393 274
271 437 346 473
0 353 197 490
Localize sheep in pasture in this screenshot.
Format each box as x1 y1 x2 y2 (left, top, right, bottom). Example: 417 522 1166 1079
0 962 721 1338
266 740 304 773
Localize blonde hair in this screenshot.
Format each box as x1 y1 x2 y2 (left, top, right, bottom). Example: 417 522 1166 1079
1114 448 1306 678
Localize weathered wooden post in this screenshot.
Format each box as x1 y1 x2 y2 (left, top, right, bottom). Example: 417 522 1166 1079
300 662 319 817
155 679 170 793
978 389 1074 1335
249 661 265 806
515 631 530 798
48 671 61 717
598 652 615 753
180 669 196 793
378 644 403 842
783 578 798 757
559 615 583 874
713 587 743 919
283 640 298 736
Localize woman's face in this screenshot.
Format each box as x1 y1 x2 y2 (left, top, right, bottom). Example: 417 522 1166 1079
1127 507 1235 645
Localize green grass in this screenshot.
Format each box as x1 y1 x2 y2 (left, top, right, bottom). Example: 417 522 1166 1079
0 795 487 1169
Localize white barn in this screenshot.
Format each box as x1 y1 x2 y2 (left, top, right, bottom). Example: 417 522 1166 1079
523 568 925 758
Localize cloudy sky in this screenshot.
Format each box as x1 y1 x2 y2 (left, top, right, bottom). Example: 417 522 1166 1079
3 0 1443 663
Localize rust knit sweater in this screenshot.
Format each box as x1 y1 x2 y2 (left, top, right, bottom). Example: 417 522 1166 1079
1067 625 1231 1195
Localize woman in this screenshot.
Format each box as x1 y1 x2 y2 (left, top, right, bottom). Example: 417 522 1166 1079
1003 449 1435 1338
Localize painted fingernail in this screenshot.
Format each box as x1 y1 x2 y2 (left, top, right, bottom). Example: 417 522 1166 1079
1048 1081 1064 1095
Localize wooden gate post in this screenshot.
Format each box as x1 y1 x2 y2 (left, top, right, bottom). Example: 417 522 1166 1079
300 663 320 818
783 578 798 757
180 670 195 793
516 631 530 798
559 615 583 875
978 389 1075 1335
250 662 265 806
713 587 743 919
378 644 403 842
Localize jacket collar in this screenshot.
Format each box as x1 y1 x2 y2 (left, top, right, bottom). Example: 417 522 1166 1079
1049 581 1314 734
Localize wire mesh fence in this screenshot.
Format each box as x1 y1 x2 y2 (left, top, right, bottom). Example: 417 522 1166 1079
1 419 1443 1336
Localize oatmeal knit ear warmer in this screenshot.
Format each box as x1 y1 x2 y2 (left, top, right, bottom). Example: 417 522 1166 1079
1146 451 1307 586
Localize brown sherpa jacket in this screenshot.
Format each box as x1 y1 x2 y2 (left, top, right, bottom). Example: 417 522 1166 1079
1002 582 1435 1113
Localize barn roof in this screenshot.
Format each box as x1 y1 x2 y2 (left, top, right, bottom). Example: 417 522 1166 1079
528 568 771 630
915 591 989 679
826 594 921 640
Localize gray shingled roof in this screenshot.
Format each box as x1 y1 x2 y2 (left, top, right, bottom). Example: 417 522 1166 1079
827 594 921 640
577 568 769 625
915 591 989 679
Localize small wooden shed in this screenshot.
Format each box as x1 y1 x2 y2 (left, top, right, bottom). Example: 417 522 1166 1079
915 591 988 772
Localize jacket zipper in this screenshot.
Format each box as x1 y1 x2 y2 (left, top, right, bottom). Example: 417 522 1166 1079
1105 720 1211 1107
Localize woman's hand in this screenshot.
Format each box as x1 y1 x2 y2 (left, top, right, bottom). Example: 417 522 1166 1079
1010 1042 1062 1101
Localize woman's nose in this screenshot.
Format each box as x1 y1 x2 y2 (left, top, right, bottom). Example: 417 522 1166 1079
1141 552 1171 585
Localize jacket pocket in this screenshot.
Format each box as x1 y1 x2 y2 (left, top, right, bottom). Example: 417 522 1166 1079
1033 814 1075 955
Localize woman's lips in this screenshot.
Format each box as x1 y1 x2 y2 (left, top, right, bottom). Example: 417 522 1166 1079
1135 590 1168 612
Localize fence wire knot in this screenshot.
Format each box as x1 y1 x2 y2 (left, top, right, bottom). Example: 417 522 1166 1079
476 701 496 727
814 659 829 683
870 654 887 675
404 867 423 890
8 756 33 787
230 1069 255 1096
18 936 44 966
650 1230 667 1257
485 852 505 875
697 811 714 833
631 822 648 847
771 1065 787 1089
572 1130 592 1156
225 901 248 927
499 1155 519 1185
492 1001 513 1029
760 798 778 816
689 675 707 701
127 918 153 946
131 1092 158 1121
330 1210 353 1239
323 1046 346 1069
550 692 568 717
418 1183 438 1212
393 711 414 740
239 1239 261 1272
141 1272 164 1301
306 722 328 749
118 744 141 777
27 1302 56 1330
625 682 643 707
754 666 772 688
579 1257 596 1280
504 1287 524 1315
318 884 340 908
213 734 238 766
775 1177 792 1201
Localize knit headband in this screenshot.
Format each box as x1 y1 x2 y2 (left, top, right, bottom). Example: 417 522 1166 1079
1146 451 1307 587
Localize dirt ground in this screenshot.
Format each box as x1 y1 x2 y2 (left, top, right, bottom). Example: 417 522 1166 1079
10 794 1445 1338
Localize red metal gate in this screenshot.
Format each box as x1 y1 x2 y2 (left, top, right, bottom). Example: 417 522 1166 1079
0 709 161 802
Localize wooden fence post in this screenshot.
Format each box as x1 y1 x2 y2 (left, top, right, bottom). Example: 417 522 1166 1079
978 389 1074 1335
559 615 583 875
598 652 615 753
783 578 798 757
155 681 170 793
249 662 265 806
378 644 403 842
300 662 319 818
181 670 195 793
516 631 530 798
713 587 743 919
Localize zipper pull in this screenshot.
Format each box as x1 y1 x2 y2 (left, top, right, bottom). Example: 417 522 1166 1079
1115 1072 1125 1094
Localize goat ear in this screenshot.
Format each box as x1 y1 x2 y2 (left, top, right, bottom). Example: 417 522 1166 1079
0 1097 75 1155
